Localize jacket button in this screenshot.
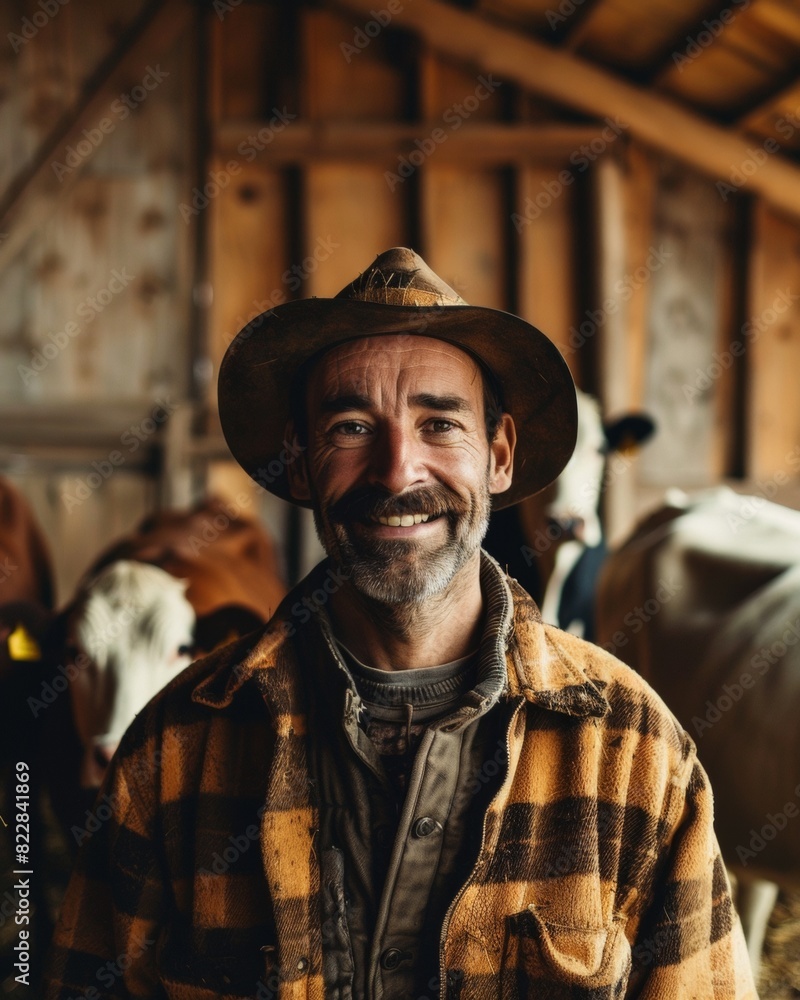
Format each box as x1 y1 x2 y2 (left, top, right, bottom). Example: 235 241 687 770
380 947 405 971
296 957 309 973
412 816 441 838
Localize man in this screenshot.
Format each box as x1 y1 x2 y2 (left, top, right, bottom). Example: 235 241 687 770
45 248 756 998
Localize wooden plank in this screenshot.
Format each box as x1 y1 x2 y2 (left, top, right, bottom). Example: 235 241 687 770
595 143 659 415
215 121 606 164
207 161 289 409
737 79 800 153
418 47 507 121
746 203 800 481
304 164 409 295
421 166 506 308
0 0 194 275
333 0 800 220
657 46 777 119
515 165 577 376
637 161 733 487
20 174 189 404
210 3 283 122
303 7 408 121
592 146 659 545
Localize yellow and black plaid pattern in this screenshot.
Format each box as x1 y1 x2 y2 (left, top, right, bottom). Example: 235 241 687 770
44 557 756 999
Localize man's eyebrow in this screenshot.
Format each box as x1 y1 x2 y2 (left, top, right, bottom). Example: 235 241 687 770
319 393 373 414
409 393 474 413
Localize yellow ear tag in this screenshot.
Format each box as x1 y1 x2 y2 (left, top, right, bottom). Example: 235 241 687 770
7 625 41 661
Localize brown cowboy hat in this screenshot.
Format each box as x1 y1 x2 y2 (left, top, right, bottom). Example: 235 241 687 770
218 247 577 510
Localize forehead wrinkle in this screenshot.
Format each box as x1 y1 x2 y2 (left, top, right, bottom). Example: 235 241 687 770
311 335 483 416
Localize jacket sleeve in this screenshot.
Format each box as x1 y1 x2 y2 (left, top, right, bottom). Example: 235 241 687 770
43 729 166 999
628 752 758 999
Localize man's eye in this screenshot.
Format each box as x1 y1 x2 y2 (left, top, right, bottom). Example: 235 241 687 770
428 419 456 433
333 421 370 436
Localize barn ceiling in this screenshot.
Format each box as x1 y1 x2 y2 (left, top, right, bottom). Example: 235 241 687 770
396 0 800 137
333 0 800 215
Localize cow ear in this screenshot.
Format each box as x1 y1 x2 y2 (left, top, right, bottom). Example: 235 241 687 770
603 413 655 454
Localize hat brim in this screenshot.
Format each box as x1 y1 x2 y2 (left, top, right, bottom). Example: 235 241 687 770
218 299 577 510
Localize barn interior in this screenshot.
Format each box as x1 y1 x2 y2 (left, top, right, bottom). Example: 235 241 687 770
1 0 800 994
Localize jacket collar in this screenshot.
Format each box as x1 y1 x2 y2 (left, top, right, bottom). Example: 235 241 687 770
191 552 609 720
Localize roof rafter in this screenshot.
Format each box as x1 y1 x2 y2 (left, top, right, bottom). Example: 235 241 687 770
332 0 800 218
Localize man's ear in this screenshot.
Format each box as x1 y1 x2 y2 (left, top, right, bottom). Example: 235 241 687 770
285 422 311 501
489 413 515 497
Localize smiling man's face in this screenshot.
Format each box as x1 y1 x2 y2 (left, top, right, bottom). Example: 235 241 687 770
288 335 515 604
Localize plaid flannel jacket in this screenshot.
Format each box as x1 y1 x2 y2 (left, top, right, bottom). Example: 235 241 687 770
44 556 756 999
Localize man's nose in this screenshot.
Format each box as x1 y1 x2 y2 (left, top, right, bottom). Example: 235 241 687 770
368 423 426 494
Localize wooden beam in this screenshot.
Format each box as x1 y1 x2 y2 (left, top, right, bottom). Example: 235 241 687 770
0 0 194 275
331 0 800 219
737 77 800 132
215 121 604 164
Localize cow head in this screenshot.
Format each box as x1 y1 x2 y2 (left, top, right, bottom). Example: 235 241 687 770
524 390 656 550
67 561 195 788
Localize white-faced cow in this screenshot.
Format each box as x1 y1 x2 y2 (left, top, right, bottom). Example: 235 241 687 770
483 390 654 640
594 486 800 973
36 497 286 838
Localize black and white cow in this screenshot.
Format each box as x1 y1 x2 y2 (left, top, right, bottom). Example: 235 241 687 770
484 390 654 639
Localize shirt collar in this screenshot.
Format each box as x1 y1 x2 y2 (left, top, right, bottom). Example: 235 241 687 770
191 552 609 720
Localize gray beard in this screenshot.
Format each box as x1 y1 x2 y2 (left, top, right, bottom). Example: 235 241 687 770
313 480 491 606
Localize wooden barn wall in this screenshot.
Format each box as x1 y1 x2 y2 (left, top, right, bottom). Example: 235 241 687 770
3 0 800 598
0 0 195 602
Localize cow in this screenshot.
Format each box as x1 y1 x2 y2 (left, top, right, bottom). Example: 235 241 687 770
26 496 286 849
0 477 54 673
0 479 56 986
483 390 654 640
594 486 800 973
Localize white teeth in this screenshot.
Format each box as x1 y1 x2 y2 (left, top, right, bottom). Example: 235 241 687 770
375 513 433 526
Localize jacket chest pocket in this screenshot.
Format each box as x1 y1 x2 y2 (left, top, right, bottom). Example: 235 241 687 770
500 907 631 998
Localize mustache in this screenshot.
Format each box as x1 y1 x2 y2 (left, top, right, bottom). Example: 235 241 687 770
328 484 468 523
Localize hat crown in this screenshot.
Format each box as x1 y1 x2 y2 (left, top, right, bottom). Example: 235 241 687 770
335 247 467 308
